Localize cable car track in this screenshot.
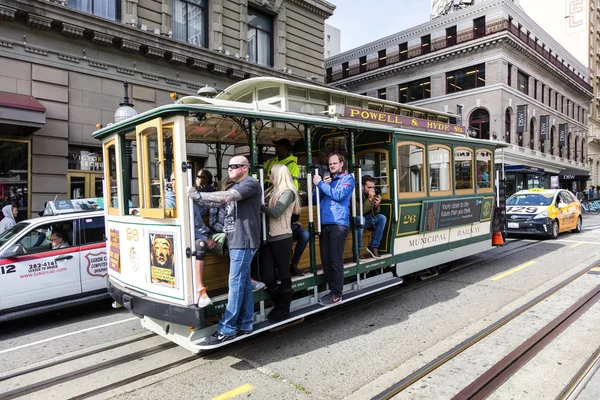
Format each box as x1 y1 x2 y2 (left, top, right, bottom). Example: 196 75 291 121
0 341 177 400
371 260 600 400
0 239 559 400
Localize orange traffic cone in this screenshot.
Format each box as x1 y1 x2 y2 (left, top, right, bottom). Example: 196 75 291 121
492 231 505 246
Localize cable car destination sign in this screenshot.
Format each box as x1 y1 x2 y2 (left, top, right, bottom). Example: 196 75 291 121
342 106 467 135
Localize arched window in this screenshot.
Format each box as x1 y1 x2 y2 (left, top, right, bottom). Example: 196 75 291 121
574 136 579 161
469 108 490 140
505 108 511 144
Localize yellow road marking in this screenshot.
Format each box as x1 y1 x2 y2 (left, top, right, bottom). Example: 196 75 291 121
569 242 584 248
491 261 537 281
212 384 254 400
591 267 600 272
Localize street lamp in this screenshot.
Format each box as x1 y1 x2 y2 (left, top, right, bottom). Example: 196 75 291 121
114 82 138 123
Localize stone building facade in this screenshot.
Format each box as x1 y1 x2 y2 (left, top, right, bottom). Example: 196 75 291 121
325 0 593 196
0 0 334 219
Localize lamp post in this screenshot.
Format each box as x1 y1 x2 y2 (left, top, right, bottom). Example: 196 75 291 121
114 82 138 123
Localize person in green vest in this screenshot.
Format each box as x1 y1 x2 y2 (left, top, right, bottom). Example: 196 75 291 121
264 139 299 189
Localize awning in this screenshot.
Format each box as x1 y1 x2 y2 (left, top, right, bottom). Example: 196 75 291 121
558 168 591 181
0 91 46 134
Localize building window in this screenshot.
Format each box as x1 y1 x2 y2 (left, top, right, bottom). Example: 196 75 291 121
473 16 486 39
399 77 431 103
378 88 386 100
248 8 273 67
326 67 332 83
446 64 485 93
342 62 349 79
517 71 529 95
421 34 431 55
172 0 207 47
378 49 386 68
555 92 558 110
505 108 511 144
533 80 538 100
446 26 457 47
69 0 121 21
327 34 331 43
508 63 512 86
399 42 408 61
541 84 545 104
359 56 367 73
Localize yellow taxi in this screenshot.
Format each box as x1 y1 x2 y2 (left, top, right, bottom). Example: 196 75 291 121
505 188 582 239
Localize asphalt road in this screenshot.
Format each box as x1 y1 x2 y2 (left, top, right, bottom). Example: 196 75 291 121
3 214 600 399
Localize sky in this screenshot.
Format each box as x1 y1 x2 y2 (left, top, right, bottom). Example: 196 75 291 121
326 0 431 53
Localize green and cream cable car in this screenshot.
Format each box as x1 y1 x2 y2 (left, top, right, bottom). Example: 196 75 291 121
93 77 506 353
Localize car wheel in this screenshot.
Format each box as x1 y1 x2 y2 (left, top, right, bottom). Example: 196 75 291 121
550 220 559 239
572 216 582 233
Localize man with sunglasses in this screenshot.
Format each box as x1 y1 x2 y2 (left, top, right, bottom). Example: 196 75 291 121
186 155 261 345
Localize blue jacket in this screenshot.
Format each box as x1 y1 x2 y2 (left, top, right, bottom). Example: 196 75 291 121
315 172 355 227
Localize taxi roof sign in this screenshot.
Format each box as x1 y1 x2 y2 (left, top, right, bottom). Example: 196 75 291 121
43 198 104 216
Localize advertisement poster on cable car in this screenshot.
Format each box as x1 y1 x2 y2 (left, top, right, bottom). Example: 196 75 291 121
149 233 176 288
421 198 483 232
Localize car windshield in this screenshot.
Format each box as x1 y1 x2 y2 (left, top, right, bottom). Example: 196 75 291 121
0 222 30 247
506 193 554 206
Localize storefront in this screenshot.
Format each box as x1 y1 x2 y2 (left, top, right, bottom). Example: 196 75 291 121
0 91 45 220
558 168 591 194
504 165 547 197
67 147 104 200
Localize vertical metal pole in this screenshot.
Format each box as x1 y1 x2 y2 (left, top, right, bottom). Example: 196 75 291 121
393 168 399 222
315 166 322 234
349 130 359 286
306 125 318 301
259 168 267 243
216 141 222 185
186 165 198 304
249 119 258 174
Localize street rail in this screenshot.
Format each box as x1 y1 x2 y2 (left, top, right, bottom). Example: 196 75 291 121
371 259 600 400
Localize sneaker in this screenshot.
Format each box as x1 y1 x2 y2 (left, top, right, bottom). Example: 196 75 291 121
290 264 304 277
319 293 342 306
358 252 367 260
205 330 236 345
236 329 253 336
366 246 380 258
251 279 265 291
197 287 212 308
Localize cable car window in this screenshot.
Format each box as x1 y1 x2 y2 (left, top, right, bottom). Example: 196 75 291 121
476 149 493 190
104 139 119 215
356 150 390 199
428 145 451 194
454 147 474 192
397 142 425 197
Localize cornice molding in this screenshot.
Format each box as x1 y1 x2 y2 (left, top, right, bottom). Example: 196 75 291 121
4 0 323 84
0 5 17 20
61 22 85 38
91 31 115 46
333 32 592 98
287 0 334 18
26 13 52 30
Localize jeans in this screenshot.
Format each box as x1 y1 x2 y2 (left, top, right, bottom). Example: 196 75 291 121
291 227 310 267
218 248 257 336
356 214 387 250
320 224 349 297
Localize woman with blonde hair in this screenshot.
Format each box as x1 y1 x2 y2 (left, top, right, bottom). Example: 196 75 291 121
260 163 301 322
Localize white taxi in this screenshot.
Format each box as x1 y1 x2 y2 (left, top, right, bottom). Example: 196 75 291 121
0 199 108 322
505 188 582 239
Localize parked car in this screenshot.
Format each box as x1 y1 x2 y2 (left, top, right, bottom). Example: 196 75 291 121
506 188 582 239
0 198 108 322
